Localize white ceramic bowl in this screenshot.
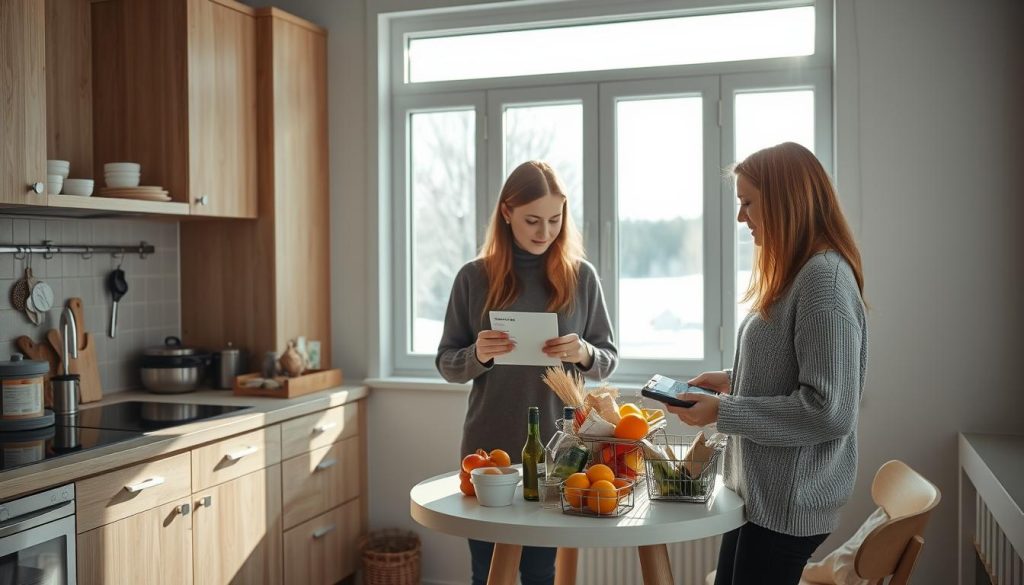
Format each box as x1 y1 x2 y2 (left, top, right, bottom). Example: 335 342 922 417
104 162 141 173
62 178 94 197
46 174 64 195
47 160 70 179
470 467 521 507
104 172 141 188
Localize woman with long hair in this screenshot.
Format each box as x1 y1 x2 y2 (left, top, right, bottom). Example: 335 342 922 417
436 160 618 585
670 142 868 584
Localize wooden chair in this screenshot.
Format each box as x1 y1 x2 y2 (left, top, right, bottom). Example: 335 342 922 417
706 459 941 585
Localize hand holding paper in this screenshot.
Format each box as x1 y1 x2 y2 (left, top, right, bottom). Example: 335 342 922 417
489 311 561 367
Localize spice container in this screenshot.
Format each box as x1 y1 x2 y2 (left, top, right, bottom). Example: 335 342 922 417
0 355 51 429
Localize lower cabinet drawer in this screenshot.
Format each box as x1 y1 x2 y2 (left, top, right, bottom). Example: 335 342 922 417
76 452 191 533
282 435 359 529
283 498 362 585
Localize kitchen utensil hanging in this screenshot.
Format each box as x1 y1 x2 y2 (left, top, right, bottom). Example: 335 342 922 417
108 255 129 338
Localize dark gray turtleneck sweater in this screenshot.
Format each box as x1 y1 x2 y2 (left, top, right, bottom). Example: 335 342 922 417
436 247 618 460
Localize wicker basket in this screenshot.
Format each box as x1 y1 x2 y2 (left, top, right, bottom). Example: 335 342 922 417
359 529 421 585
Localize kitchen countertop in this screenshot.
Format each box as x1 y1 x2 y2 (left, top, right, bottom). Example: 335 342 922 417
0 385 369 501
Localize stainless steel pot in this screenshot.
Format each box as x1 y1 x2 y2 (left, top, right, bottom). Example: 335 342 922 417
140 337 210 394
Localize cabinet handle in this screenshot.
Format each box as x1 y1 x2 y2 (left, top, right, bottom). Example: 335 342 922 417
313 422 337 434
197 495 213 508
312 524 336 539
224 445 259 461
195 195 209 206
124 476 165 493
315 458 337 471
178 503 191 516
29 182 44 194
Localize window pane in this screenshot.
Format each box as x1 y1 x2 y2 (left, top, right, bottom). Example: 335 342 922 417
503 103 583 229
616 97 703 360
410 109 476 354
409 7 814 83
733 90 814 328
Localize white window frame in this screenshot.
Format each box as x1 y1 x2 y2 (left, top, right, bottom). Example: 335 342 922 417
373 0 834 380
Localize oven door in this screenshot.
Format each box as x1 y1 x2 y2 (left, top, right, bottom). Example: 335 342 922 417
0 499 76 585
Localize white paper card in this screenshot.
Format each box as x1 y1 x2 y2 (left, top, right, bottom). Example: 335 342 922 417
488 311 561 367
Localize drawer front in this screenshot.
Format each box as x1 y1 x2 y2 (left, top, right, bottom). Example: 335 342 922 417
283 498 362 585
282 436 359 529
76 452 191 533
281 402 359 460
191 425 281 492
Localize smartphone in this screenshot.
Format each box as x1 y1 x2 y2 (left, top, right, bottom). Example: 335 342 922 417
641 374 720 408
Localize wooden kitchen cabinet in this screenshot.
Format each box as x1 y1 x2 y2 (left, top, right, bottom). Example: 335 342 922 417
181 8 329 368
192 465 283 585
92 0 257 218
0 0 48 206
284 498 363 585
78 498 194 585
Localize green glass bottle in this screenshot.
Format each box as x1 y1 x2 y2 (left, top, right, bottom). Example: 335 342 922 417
521 406 544 501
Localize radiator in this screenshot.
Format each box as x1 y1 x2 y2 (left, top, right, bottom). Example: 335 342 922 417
578 537 721 585
976 495 1024 585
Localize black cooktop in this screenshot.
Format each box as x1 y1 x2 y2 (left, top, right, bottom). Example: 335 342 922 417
0 402 253 473
72 401 252 432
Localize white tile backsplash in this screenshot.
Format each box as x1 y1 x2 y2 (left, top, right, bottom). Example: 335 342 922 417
0 216 180 393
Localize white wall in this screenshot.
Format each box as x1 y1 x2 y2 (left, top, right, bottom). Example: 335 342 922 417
256 0 1024 583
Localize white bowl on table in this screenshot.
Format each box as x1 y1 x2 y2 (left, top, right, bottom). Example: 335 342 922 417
46 174 64 196
62 178 94 197
470 466 521 507
47 160 70 179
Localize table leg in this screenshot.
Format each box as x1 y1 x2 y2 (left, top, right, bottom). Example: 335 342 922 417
555 547 578 585
637 544 674 585
487 543 523 585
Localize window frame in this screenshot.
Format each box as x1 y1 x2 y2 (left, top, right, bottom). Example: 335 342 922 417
377 0 834 380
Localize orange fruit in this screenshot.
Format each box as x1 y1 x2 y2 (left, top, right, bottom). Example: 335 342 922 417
489 449 511 467
481 468 502 475
459 470 475 496
585 463 615 485
461 453 487 473
563 472 591 508
618 403 643 418
614 413 650 440
612 478 632 498
587 480 618 514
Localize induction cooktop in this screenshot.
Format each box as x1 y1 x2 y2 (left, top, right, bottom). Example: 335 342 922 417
72 401 253 432
0 424 142 472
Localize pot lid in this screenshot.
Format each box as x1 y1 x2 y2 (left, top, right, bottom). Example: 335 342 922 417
0 354 50 377
144 336 197 357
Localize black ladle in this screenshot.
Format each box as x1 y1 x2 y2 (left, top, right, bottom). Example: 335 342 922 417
108 268 128 338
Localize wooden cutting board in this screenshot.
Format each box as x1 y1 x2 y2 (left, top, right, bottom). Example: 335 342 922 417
47 298 103 403
15 336 59 408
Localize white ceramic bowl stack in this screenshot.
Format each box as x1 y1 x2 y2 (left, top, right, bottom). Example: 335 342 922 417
46 160 69 194
470 466 522 507
104 162 141 188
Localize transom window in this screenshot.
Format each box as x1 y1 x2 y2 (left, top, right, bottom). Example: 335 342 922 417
384 1 833 382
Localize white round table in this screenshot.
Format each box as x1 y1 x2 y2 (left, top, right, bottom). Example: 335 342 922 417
410 470 745 585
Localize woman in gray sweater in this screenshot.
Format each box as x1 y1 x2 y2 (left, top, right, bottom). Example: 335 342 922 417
436 160 618 585
670 143 868 585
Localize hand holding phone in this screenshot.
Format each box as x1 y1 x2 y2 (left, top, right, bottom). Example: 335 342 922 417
641 374 721 408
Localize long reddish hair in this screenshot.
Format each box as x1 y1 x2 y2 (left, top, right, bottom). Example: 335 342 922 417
479 161 584 318
734 142 864 317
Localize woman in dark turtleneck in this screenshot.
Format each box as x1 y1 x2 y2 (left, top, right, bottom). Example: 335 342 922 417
436 160 618 585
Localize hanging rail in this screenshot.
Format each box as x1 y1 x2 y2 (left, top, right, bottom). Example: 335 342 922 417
0 240 153 259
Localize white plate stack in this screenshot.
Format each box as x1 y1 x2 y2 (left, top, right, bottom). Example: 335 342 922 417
46 160 69 195
104 162 141 188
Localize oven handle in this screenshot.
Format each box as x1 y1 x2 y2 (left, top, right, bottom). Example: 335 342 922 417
0 500 75 539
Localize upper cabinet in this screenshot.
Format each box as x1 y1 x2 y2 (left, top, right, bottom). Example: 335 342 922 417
92 0 257 218
0 0 47 206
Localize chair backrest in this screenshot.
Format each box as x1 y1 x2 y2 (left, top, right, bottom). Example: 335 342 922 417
854 460 941 584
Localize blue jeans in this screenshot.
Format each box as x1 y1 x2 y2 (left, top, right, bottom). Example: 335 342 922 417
714 522 829 585
468 539 556 585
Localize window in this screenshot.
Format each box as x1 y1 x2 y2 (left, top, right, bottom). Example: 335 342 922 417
383 1 833 381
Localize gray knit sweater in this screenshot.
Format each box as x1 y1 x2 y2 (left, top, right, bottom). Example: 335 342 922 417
717 250 868 537
436 247 618 461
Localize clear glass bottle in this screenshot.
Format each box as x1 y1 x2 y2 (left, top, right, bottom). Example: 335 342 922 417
544 406 576 464
521 406 544 501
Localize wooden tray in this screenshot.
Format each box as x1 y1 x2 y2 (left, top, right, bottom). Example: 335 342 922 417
233 368 343 399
